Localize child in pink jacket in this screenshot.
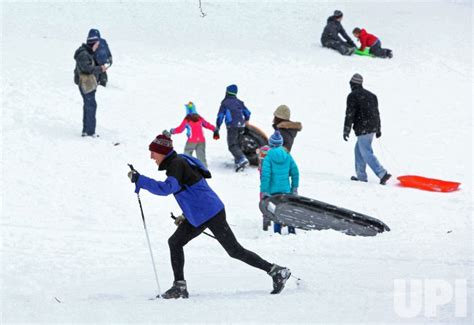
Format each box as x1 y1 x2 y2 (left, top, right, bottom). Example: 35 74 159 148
170 102 216 167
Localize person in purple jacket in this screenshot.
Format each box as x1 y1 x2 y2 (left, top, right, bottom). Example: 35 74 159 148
127 131 291 299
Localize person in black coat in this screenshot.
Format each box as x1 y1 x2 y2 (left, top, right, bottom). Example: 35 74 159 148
321 10 356 56
74 29 108 137
343 74 391 185
272 105 302 152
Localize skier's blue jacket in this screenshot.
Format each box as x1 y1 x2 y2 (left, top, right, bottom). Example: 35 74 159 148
216 94 251 129
135 151 224 227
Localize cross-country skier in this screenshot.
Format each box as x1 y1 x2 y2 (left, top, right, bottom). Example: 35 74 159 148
127 131 291 298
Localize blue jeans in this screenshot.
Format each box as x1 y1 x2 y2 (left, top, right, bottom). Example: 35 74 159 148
273 223 296 234
354 133 386 181
79 87 97 135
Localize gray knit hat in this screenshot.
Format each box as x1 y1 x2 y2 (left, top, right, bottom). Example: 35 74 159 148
274 105 291 120
333 10 343 18
350 73 363 85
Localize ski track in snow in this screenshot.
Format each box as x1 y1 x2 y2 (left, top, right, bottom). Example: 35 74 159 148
1 1 472 323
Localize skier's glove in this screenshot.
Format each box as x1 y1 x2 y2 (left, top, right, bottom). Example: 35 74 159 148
169 128 175 135
213 130 220 140
262 193 271 200
174 214 185 226
343 133 349 141
128 170 140 183
376 131 382 138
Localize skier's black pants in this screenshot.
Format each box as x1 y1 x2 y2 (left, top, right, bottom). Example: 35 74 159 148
369 40 391 58
168 208 273 281
226 127 245 162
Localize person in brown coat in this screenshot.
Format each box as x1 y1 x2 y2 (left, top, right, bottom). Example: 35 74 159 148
272 105 302 152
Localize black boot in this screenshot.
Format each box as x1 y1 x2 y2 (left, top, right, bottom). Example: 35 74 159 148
263 216 271 231
161 280 189 299
351 176 367 182
268 264 291 294
380 172 392 185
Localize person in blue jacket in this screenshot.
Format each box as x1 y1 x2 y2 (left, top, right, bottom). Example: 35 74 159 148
214 84 251 171
260 131 300 234
88 29 113 87
128 130 291 298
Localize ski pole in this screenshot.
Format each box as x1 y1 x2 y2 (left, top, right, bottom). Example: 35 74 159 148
170 212 216 239
128 164 161 298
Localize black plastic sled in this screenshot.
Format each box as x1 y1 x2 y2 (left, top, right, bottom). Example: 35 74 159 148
259 194 390 236
240 124 268 166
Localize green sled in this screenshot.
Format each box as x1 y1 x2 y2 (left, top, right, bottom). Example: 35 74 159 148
354 48 375 57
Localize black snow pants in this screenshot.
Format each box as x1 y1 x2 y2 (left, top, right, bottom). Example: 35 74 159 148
226 127 245 163
168 209 273 281
323 39 354 55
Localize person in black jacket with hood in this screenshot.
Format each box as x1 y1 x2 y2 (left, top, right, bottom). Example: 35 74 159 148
272 105 302 152
74 29 108 137
321 10 356 56
343 74 391 185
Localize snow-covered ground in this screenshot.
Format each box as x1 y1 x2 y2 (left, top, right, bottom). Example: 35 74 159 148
1 0 472 323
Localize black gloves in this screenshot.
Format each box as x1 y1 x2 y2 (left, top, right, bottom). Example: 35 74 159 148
127 170 140 183
376 131 382 138
349 40 356 48
343 133 349 141
213 129 220 140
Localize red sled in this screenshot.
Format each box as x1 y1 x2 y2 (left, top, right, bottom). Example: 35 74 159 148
397 175 461 192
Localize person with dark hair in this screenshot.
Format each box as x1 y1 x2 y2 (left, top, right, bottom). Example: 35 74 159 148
272 105 302 152
321 10 356 56
352 27 393 59
215 84 252 171
74 29 108 137
343 74 391 185
127 131 292 298
170 102 216 167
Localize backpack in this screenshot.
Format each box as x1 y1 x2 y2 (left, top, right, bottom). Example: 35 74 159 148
179 154 211 179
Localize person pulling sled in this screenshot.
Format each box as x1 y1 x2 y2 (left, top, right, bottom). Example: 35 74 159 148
127 131 291 298
215 84 252 172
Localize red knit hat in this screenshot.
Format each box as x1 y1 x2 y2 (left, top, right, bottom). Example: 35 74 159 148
149 131 173 155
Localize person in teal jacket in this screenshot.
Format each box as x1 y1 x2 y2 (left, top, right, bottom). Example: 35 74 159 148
260 130 299 234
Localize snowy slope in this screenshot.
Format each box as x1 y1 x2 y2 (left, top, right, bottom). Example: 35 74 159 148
1 0 472 323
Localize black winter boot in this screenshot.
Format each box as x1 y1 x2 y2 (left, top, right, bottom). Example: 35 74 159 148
268 264 291 294
263 216 271 231
350 176 367 182
161 280 189 299
380 172 392 185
